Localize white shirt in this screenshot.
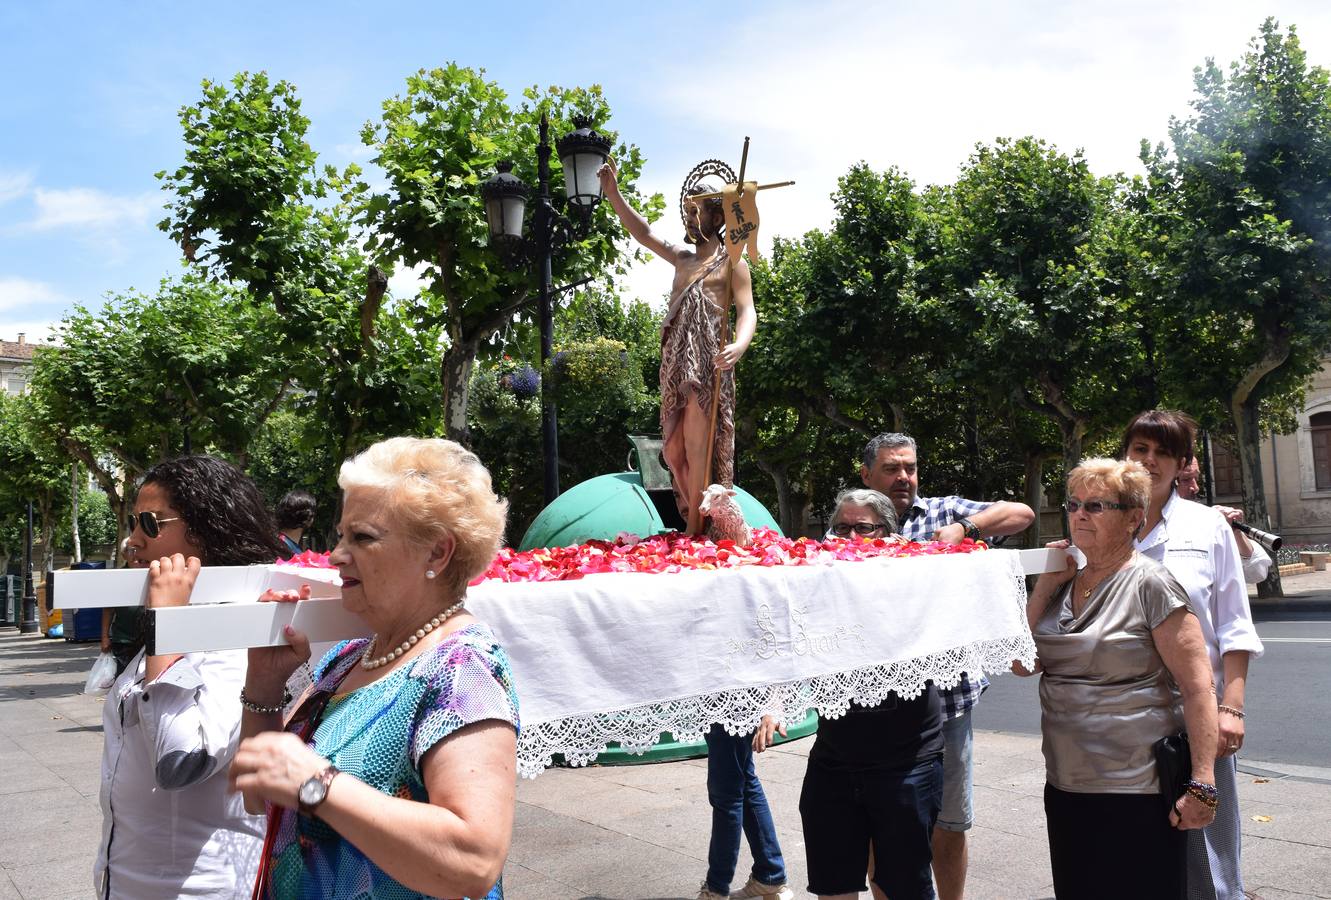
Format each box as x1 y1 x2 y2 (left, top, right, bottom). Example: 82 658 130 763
96 648 263 899
1135 493 1264 694
1241 541 1272 584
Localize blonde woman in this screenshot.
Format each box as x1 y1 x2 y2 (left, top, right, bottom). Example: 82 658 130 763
1018 458 1218 900
230 438 519 900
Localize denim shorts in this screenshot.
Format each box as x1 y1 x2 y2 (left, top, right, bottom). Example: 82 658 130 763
937 708 974 831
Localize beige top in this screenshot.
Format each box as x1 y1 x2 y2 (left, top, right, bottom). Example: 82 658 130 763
1035 554 1192 794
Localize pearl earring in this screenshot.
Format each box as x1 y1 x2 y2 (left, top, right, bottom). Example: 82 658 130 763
425 570 436 580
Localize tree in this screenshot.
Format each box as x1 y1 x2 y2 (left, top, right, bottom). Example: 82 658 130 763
1144 20 1331 594
29 277 293 557
245 406 340 549
358 64 662 442
54 482 117 556
933 137 1151 477
468 333 657 539
158 70 508 467
157 72 359 317
0 392 70 575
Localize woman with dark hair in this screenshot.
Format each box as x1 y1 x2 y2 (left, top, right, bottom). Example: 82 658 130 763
275 490 317 555
1119 410 1263 900
96 455 285 899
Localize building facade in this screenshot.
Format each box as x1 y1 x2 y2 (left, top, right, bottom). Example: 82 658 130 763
1 334 35 395
1205 358 1331 544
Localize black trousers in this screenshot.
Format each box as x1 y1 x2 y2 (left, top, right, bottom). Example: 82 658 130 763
1044 783 1185 900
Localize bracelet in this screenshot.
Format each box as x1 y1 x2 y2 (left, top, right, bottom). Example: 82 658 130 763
240 687 291 715
1218 704 1245 719
1185 780 1220 810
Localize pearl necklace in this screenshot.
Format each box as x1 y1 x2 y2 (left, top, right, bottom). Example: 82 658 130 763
360 599 465 670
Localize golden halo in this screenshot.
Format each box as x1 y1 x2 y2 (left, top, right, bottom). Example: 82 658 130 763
679 158 736 230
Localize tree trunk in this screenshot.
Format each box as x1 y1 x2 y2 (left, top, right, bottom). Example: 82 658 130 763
62 440 129 568
758 460 797 537
70 462 82 564
1022 450 1045 550
441 339 478 445
963 408 981 498
889 402 905 434
1231 398 1283 597
1058 420 1085 484
1228 330 1291 598
39 492 55 578
109 487 127 569
1014 373 1087 484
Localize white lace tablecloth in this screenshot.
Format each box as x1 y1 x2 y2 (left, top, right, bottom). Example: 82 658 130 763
465 550 1034 778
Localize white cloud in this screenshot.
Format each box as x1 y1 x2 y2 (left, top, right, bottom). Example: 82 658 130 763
617 253 673 311
26 187 158 232
0 171 33 206
332 142 374 162
635 0 1331 247
0 318 60 345
387 261 431 300
0 277 70 313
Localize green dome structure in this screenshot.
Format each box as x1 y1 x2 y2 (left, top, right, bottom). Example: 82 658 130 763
517 467 815 765
518 472 781 551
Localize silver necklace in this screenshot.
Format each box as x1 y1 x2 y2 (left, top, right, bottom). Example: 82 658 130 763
360 599 465 670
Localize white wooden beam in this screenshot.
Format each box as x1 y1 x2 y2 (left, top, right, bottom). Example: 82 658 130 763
67 548 1069 655
50 566 341 610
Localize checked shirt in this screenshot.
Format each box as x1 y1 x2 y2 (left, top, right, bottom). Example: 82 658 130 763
897 494 993 719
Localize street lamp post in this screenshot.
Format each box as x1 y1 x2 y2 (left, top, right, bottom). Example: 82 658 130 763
481 113 611 505
19 500 38 634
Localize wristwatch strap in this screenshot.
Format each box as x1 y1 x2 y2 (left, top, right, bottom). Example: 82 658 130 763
298 763 340 817
956 516 981 540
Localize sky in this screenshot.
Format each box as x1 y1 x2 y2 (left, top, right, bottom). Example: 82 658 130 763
3 0 1331 344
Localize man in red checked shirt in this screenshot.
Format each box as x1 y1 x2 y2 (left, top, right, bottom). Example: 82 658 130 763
860 433 1035 900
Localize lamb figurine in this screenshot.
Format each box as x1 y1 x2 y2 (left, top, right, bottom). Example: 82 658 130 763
699 483 752 548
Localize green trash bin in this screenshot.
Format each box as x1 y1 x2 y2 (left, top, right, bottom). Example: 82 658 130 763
520 458 795 767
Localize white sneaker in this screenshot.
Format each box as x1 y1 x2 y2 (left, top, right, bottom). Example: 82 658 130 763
697 883 728 900
729 874 796 899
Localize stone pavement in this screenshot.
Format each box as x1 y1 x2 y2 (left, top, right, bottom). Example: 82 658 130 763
2 630 1328 899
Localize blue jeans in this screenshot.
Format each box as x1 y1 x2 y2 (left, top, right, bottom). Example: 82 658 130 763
704 724 787 895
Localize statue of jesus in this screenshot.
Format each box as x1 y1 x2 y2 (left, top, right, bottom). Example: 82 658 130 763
599 158 757 534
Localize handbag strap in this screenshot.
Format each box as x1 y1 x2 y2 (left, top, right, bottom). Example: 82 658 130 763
250 644 361 900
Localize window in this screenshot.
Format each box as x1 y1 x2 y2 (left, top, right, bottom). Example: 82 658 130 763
1211 441 1243 497
1312 411 1331 491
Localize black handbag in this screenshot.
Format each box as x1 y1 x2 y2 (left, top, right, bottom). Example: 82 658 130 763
1153 732 1192 813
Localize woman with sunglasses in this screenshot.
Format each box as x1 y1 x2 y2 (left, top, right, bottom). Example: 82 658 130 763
228 438 518 900
1120 410 1262 900
96 456 286 899
1016 458 1218 900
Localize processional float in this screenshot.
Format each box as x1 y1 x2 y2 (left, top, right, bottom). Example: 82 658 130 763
53 546 1063 778
56 139 1062 777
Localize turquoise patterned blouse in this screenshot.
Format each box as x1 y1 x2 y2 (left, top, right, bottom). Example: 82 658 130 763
267 624 520 900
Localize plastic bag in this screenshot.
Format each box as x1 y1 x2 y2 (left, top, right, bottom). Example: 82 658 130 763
83 652 117 694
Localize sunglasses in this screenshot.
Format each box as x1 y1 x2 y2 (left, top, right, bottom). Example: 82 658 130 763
127 510 183 539
831 522 888 536
1064 499 1130 515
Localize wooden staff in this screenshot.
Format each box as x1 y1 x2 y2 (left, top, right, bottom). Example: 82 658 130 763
695 139 751 532
688 180 794 202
